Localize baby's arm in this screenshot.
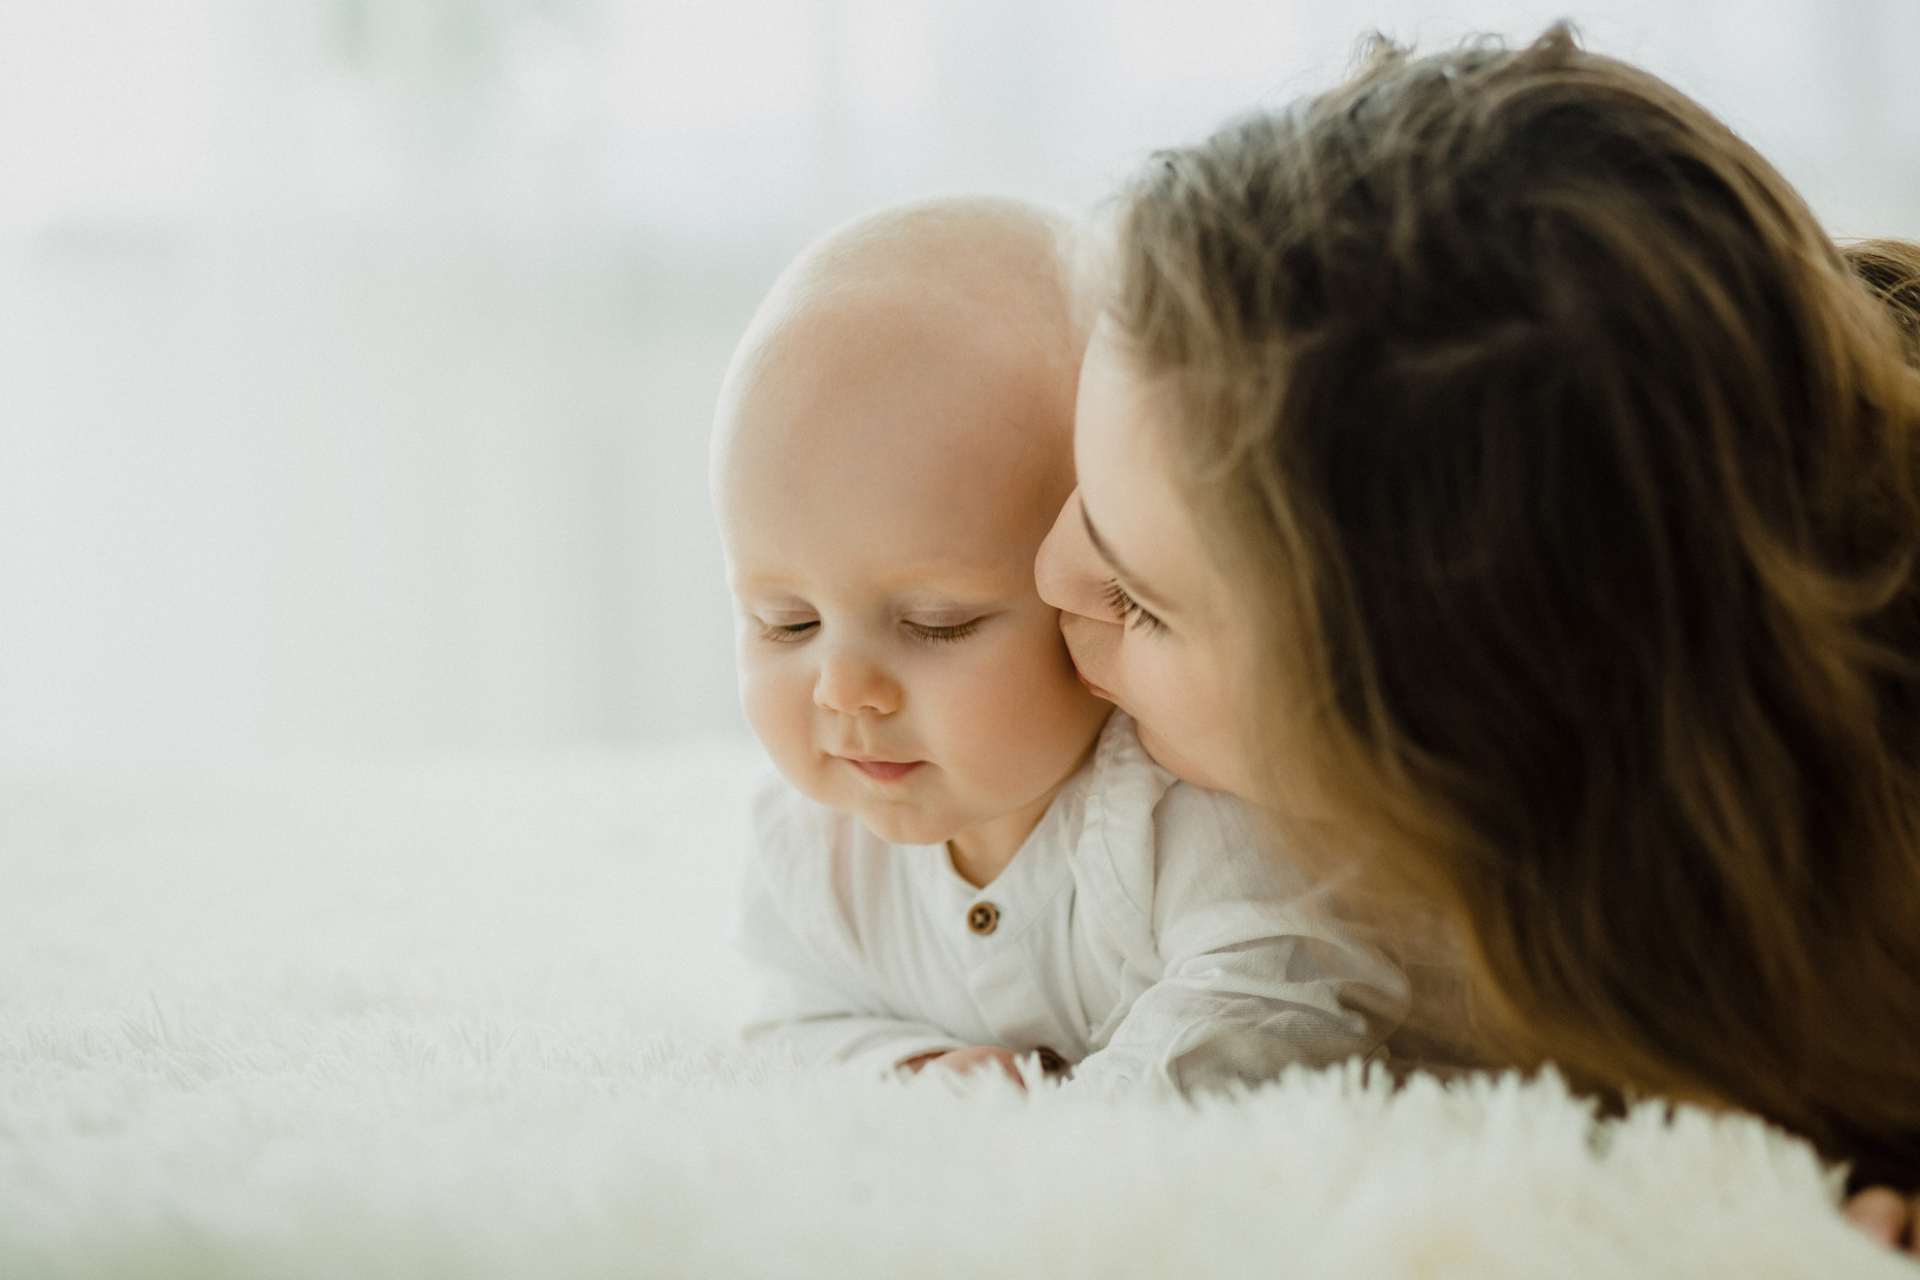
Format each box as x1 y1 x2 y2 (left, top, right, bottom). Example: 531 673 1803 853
1074 929 1405 1090
738 853 964 1075
1071 788 1409 1092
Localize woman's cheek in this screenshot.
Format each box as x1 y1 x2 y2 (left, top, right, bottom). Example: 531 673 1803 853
1120 646 1230 792
1126 651 1210 777
1120 645 1172 727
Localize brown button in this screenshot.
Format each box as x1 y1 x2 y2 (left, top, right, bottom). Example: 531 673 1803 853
966 901 999 935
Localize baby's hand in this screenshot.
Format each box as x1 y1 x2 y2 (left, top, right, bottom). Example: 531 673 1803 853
1846 1187 1919 1252
901 1046 1025 1087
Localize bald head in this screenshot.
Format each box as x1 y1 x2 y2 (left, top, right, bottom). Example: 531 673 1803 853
713 196 1090 576
720 196 1086 422
713 197 1113 858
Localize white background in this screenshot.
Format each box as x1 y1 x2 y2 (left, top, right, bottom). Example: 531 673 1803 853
1 0 1915 760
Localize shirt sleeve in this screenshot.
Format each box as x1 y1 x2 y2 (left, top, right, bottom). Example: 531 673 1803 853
1069 784 1410 1093
736 813 966 1077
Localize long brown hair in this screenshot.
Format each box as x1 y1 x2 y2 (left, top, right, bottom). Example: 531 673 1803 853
1849 238 1920 366
1115 26 1920 1187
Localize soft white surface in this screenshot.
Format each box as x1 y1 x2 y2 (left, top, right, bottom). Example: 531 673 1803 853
1 742 1913 1279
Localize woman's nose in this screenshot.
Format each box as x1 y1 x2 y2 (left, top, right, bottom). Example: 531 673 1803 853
1035 489 1103 618
813 650 903 716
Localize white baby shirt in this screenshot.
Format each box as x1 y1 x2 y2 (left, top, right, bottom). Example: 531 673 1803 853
737 712 1409 1090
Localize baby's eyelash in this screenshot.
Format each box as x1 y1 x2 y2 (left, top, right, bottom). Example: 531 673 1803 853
906 619 982 644
1101 580 1163 633
759 620 819 643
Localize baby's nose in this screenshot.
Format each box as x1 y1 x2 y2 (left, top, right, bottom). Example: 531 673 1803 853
813 653 903 716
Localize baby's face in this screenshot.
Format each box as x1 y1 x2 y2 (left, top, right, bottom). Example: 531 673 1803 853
719 308 1111 857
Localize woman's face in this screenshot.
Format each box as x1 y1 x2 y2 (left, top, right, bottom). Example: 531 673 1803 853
1035 318 1264 801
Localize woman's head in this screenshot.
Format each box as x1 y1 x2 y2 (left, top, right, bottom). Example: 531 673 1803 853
1045 26 1920 1184
1034 330 1271 801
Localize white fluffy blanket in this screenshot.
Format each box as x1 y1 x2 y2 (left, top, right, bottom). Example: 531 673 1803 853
2 744 1913 1279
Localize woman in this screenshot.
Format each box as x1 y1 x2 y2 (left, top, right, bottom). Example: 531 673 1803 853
1035 27 1920 1246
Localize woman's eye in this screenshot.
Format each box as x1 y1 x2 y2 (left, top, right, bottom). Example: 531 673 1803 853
1101 580 1164 634
758 620 819 643
905 618 983 644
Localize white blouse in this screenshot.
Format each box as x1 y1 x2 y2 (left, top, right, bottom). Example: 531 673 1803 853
736 712 1409 1091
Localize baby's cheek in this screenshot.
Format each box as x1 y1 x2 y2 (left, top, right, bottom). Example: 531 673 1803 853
961 630 1106 783
738 661 816 772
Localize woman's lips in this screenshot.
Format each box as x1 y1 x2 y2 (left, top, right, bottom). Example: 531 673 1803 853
1076 670 1119 703
843 758 925 783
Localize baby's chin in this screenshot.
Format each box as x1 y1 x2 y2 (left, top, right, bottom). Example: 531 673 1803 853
851 803 963 849
772 764 965 846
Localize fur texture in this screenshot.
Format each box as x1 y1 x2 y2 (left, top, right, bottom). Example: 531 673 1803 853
0 745 1909 1278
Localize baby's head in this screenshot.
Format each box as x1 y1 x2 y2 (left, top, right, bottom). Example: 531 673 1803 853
713 197 1111 866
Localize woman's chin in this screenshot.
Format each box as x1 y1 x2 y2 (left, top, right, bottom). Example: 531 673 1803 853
1135 718 1280 805
1133 721 1222 793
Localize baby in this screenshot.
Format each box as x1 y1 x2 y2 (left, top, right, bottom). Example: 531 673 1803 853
711 197 1407 1089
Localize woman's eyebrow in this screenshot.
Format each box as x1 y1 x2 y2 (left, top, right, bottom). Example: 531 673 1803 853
1081 505 1175 614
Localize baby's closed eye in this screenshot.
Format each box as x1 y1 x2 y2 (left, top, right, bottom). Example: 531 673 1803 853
754 610 820 642
903 614 987 643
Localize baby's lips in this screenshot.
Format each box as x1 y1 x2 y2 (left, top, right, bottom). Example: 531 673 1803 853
841 757 925 783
